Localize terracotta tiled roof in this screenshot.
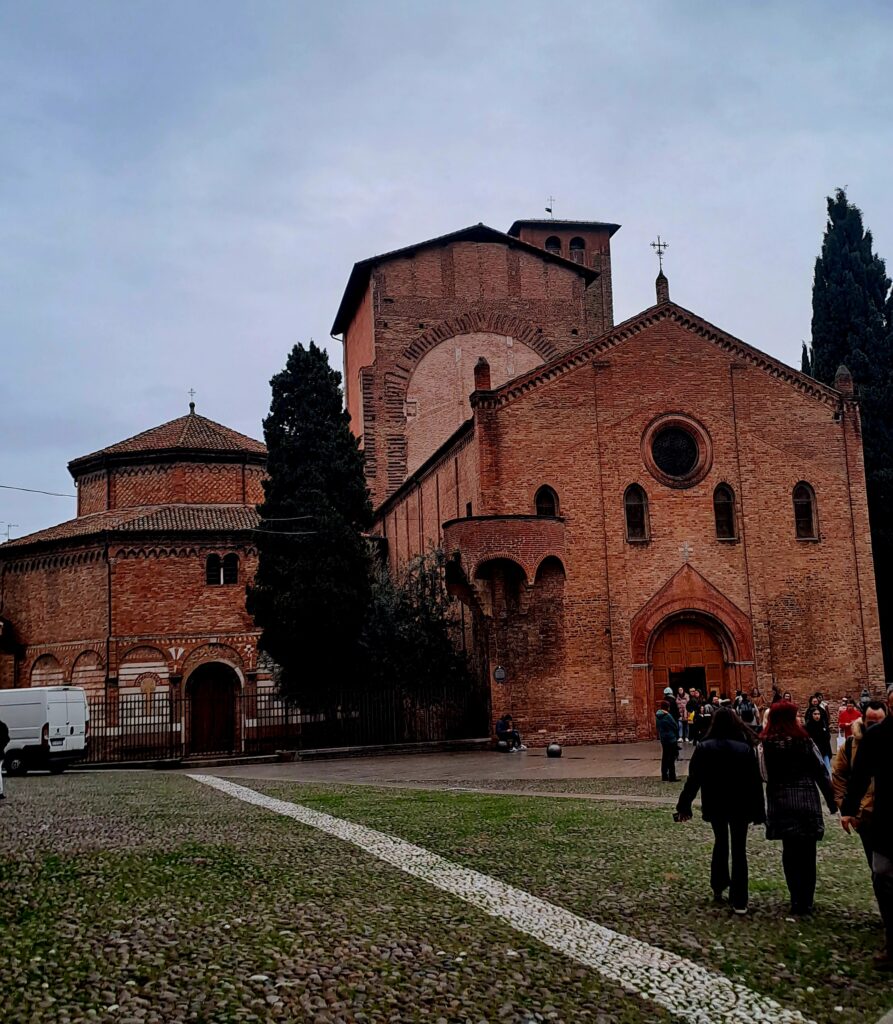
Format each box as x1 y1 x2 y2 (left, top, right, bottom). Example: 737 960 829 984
0 504 259 552
69 410 265 473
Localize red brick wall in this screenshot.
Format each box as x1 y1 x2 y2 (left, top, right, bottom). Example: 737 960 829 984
405 332 541 475
99 462 264 510
380 431 480 570
342 238 594 506
77 472 107 515
345 286 375 441
0 547 108 646
375 306 884 744
110 545 258 637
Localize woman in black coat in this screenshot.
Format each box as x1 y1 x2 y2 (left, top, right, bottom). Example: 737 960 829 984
760 700 837 915
804 705 833 773
676 708 765 914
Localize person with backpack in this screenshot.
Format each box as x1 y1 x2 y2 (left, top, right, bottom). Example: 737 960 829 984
760 701 838 915
0 716 8 799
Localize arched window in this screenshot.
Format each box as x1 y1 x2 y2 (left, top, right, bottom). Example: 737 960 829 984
545 235 561 255
535 485 559 517
793 483 818 539
624 485 649 542
222 553 239 585
569 237 586 264
205 554 222 586
713 484 737 540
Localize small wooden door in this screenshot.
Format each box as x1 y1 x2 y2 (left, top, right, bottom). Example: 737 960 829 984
651 622 725 711
188 667 237 755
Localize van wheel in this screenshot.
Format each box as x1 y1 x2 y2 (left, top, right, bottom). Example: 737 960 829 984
4 754 27 777
48 763 65 775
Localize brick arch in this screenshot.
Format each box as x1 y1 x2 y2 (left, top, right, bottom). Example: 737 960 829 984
120 645 168 666
471 553 530 584
181 643 246 686
400 311 559 369
629 564 753 666
30 653 64 686
533 554 567 581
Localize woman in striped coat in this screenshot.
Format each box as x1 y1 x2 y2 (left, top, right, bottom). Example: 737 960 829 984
760 700 838 915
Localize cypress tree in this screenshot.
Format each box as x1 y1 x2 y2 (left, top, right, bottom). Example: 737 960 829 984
800 341 812 376
806 189 893 675
247 342 372 705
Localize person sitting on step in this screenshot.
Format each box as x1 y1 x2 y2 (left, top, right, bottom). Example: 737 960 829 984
495 714 526 752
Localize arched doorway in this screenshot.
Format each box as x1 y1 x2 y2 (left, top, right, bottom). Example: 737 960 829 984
650 618 728 712
186 662 239 755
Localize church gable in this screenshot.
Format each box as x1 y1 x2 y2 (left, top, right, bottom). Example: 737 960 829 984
487 302 841 414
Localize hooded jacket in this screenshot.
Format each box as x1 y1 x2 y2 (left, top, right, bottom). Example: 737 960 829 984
656 708 678 745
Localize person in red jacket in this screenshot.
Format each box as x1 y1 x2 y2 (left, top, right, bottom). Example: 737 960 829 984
839 698 863 740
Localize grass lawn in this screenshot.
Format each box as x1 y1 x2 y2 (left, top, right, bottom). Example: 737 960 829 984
0 771 888 1024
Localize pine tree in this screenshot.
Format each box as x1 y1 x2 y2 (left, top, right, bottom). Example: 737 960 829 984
247 342 373 705
806 189 893 675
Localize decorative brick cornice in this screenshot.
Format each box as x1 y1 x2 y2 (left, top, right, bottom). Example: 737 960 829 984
485 304 843 411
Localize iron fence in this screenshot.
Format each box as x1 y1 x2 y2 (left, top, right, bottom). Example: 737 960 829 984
81 680 489 764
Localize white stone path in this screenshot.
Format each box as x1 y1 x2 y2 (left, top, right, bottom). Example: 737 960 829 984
190 774 814 1024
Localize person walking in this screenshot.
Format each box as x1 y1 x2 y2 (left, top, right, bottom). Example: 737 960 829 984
805 705 834 773
841 686 893 970
656 700 679 782
833 700 888 867
0 716 8 800
760 700 838 915
675 708 765 914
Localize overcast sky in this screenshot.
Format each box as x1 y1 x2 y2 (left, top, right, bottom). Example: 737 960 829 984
2 0 892 537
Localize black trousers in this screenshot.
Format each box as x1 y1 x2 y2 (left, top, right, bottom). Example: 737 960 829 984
660 742 677 780
710 819 750 909
781 836 818 912
498 730 521 749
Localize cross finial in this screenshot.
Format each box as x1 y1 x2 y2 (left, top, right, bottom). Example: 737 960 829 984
188 388 196 413
680 540 693 563
545 195 556 219
651 235 669 273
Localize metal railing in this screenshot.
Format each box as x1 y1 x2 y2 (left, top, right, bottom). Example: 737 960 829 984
81 681 489 764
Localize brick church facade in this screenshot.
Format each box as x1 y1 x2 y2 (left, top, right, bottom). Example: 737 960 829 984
0 406 270 755
334 218 886 743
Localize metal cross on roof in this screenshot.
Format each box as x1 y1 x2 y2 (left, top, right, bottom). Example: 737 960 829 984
651 235 669 273
545 195 556 219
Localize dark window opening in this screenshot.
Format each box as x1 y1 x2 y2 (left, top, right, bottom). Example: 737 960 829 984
545 235 561 255
651 426 699 478
466 502 473 518
793 483 817 539
713 484 736 539
569 237 586 264
535 485 558 517
624 485 649 542
205 554 222 586
222 553 239 585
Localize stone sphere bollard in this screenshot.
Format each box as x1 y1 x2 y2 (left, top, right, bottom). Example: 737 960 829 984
546 742 562 758
496 740 510 753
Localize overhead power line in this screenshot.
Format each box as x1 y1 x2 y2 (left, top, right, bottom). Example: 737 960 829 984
0 484 76 498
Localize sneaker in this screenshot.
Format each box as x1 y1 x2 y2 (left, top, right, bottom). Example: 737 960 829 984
518 744 527 751
733 907 748 916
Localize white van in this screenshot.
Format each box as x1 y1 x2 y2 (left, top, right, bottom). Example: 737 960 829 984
0 686 89 775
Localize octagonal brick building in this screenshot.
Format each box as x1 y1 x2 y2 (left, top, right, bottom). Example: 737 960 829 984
0 404 270 756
